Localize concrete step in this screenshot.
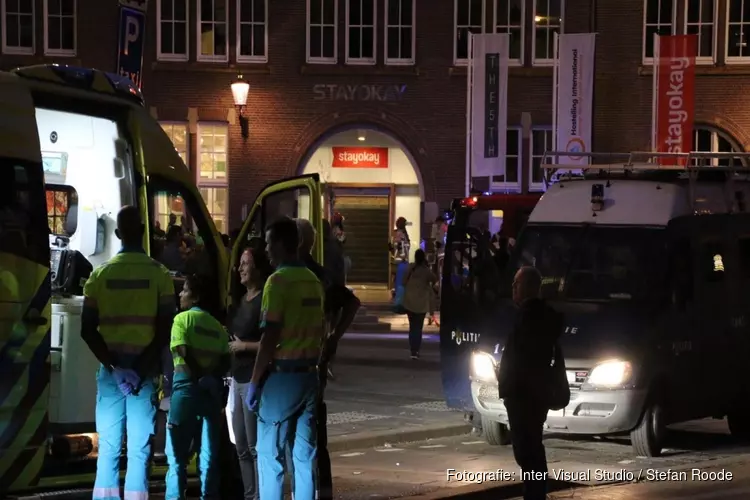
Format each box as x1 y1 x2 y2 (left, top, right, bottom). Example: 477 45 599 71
349 321 392 332
353 314 380 324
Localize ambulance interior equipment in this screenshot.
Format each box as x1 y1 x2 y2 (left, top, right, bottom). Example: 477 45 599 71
39 105 137 464
467 150 750 457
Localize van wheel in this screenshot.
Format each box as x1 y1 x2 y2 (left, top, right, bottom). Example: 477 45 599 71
630 401 665 457
727 407 750 442
482 417 511 445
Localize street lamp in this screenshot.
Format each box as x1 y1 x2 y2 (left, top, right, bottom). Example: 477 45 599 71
231 74 250 138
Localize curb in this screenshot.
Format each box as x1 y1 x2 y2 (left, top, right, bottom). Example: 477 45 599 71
334 356 441 370
397 479 585 500
328 423 473 452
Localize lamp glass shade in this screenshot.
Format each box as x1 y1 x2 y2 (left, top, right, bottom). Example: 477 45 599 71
231 80 250 106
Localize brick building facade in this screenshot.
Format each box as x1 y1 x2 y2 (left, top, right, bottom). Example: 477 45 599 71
2 0 750 231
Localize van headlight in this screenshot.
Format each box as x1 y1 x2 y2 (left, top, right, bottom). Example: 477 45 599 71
471 351 497 381
587 360 632 387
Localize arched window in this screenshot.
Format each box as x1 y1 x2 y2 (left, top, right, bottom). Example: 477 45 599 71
692 126 744 166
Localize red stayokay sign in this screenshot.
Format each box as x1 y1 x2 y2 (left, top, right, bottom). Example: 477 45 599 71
652 34 697 166
331 147 389 168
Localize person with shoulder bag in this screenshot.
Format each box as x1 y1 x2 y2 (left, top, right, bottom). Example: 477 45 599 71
496 266 567 500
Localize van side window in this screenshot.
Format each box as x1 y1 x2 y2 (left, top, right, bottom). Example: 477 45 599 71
670 238 693 306
0 161 48 266
700 240 726 283
739 238 750 279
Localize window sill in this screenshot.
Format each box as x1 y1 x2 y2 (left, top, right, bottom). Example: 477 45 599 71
449 66 553 77
151 61 271 74
638 64 750 76
300 64 421 76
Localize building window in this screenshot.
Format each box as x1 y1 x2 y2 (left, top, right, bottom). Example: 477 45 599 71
197 124 229 233
530 128 552 190
491 128 522 188
692 126 743 166
728 0 750 60
1 0 34 54
43 0 75 56
157 123 189 232
455 0 485 65
685 0 715 62
643 0 675 62
237 0 267 62
157 0 188 61
198 0 228 62
307 0 337 63
346 0 376 64
532 0 563 64
495 0 524 64
385 0 415 65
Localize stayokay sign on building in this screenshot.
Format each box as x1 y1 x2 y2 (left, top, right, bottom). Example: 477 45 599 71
331 147 389 168
313 84 406 101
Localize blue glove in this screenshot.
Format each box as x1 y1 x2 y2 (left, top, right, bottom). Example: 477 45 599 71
244 382 259 412
198 376 223 400
112 367 140 395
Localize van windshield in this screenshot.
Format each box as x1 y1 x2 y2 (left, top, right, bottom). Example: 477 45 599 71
508 225 667 302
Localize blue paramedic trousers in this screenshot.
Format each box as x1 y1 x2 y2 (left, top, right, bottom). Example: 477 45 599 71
93 366 157 500
165 372 222 500
256 371 318 500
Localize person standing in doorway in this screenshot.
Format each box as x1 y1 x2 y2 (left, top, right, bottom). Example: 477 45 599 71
496 266 563 500
227 243 274 500
390 216 411 309
402 249 438 359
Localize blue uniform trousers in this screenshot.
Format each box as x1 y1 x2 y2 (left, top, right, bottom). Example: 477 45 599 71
256 371 318 500
93 366 157 500
165 372 222 500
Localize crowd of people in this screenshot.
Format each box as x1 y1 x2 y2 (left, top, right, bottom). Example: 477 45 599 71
80 206 360 500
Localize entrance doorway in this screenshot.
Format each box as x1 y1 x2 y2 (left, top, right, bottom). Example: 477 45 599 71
332 186 392 286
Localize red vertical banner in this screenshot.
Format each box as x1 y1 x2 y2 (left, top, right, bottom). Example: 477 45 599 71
653 34 697 166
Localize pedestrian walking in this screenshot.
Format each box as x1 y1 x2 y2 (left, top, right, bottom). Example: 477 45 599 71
402 249 438 359
246 217 326 500
81 205 176 500
496 266 564 500
227 243 274 500
165 274 230 499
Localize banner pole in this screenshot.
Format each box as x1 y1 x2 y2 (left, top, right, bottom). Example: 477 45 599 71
465 33 473 197
652 33 659 155
551 32 559 164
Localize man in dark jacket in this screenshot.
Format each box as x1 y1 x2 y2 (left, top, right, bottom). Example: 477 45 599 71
497 266 563 500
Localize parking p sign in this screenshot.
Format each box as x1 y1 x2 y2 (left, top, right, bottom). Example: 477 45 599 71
117 7 146 88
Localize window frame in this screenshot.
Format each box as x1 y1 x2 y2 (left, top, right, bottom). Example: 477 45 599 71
196 0 229 63
529 126 552 192
725 0 750 64
1 0 35 55
43 0 76 56
384 0 416 65
345 0 377 65
494 0 524 66
159 121 190 166
642 0 677 65
531 0 564 66
490 127 523 191
454 0 486 67
692 125 744 166
683 0 717 64
196 122 229 232
236 0 268 63
306 0 339 64
157 0 189 61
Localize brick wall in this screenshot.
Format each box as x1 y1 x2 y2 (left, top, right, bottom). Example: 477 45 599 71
4 0 750 229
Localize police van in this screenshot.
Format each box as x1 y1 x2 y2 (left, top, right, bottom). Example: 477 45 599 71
462 151 750 457
0 65 323 495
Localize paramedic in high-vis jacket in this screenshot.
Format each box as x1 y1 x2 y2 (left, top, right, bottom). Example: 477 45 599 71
244 217 326 500
81 206 175 500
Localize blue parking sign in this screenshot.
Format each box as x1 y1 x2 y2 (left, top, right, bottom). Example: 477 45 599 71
117 7 146 88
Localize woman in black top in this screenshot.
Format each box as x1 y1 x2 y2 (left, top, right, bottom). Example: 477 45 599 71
227 243 273 500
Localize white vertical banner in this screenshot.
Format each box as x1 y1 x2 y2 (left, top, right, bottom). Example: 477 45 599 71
554 33 596 170
469 33 509 178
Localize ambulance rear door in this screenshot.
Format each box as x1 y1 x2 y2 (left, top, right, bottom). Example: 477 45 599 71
0 72 51 494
